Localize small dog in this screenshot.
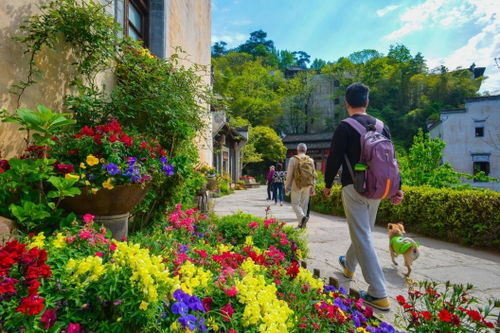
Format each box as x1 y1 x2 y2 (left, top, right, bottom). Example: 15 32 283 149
388 223 420 277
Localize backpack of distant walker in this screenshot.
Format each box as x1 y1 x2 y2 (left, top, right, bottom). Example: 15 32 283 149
293 155 317 189
272 171 286 184
342 117 400 200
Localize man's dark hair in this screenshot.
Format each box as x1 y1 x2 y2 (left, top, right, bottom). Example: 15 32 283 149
345 82 369 108
276 163 283 171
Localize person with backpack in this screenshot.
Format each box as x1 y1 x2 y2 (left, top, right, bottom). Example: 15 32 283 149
285 143 317 228
323 82 404 311
272 163 286 206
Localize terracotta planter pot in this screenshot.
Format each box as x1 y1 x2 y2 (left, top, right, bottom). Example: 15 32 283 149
60 183 151 216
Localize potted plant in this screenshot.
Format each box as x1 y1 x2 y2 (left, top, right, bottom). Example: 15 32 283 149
49 119 175 239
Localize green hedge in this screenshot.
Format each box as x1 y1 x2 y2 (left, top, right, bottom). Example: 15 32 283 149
310 184 500 250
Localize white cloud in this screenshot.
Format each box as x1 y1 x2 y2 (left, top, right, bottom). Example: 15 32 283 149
383 0 477 41
211 32 247 47
427 3 500 94
231 19 252 26
376 5 401 17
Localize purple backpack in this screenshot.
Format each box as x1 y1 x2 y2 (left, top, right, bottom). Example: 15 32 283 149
342 117 400 200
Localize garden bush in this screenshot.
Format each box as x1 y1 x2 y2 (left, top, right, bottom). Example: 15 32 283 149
311 184 500 250
0 207 400 332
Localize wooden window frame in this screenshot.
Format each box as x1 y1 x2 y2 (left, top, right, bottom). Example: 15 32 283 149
124 0 149 46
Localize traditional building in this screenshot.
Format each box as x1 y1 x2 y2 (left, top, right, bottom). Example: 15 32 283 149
212 111 248 182
0 0 212 163
429 95 500 191
282 132 333 173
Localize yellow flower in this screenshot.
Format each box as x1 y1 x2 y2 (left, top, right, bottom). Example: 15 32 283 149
85 180 91 186
52 233 66 248
245 236 254 246
65 173 80 181
86 155 99 166
102 178 114 190
79 162 86 169
357 328 369 333
91 188 98 194
80 174 85 179
117 317 122 322
28 232 45 249
139 301 149 310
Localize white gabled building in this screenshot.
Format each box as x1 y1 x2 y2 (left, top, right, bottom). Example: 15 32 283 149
429 95 500 191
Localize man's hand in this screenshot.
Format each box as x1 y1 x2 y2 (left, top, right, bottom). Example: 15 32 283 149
310 187 316 196
390 190 404 205
323 187 331 197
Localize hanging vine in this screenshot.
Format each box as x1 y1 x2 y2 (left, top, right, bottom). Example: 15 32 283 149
12 0 121 107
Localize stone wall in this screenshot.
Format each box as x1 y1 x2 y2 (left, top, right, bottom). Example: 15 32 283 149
0 0 212 164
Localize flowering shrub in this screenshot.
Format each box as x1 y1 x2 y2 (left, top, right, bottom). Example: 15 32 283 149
50 120 174 191
395 280 497 332
0 207 400 332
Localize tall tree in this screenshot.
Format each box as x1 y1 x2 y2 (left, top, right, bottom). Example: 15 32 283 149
292 51 311 68
211 41 228 58
310 58 327 70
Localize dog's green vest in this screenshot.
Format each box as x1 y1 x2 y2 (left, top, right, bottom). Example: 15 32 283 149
390 235 414 254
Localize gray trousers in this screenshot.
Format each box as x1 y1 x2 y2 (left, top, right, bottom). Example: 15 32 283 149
341 185 387 298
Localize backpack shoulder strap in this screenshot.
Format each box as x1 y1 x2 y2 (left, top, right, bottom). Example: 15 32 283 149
375 119 384 134
342 117 367 135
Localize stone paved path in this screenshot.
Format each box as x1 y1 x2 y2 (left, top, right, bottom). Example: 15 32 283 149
214 186 500 320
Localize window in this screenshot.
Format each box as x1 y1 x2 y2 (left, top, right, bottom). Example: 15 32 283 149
124 0 149 45
473 162 490 176
474 120 485 137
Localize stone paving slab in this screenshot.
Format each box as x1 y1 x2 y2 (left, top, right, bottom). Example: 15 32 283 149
214 186 500 322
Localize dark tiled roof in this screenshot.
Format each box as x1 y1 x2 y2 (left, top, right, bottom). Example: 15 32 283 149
464 94 500 103
283 132 333 143
284 142 331 150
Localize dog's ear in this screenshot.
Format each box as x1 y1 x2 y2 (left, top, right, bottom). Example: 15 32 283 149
388 223 393 230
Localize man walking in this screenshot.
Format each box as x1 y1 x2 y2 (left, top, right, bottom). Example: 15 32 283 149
285 143 317 228
323 82 403 311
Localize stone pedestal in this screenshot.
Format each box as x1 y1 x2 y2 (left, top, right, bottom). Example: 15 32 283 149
0 216 15 245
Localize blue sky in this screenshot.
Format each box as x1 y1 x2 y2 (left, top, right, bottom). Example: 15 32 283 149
212 0 499 93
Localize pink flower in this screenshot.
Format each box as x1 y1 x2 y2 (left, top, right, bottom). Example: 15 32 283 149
66 323 81 333
65 235 76 244
95 252 103 257
202 297 213 311
248 221 259 229
109 243 117 251
82 214 95 224
79 230 92 240
224 285 238 297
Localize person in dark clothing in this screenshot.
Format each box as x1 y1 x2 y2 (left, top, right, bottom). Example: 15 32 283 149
323 82 403 311
272 163 286 205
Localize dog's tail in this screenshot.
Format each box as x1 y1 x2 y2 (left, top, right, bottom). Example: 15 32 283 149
401 237 420 260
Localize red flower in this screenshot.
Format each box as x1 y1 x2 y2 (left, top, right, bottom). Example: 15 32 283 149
421 311 432 320
0 159 10 171
109 134 117 143
109 243 117 251
53 162 74 174
16 295 45 315
0 278 18 294
286 261 300 278
68 149 79 155
220 303 234 322
464 309 481 322
119 134 133 147
93 134 103 145
95 252 103 257
438 308 452 322
40 308 57 329
396 295 407 305
202 297 213 311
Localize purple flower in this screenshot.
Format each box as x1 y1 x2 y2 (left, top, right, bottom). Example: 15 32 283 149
173 289 188 302
103 163 120 175
159 157 168 164
324 285 336 293
187 295 204 312
178 244 189 253
127 157 137 164
178 314 197 331
163 164 174 176
171 302 188 316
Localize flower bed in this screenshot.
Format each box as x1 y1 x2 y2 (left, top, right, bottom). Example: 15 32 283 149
0 207 400 332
